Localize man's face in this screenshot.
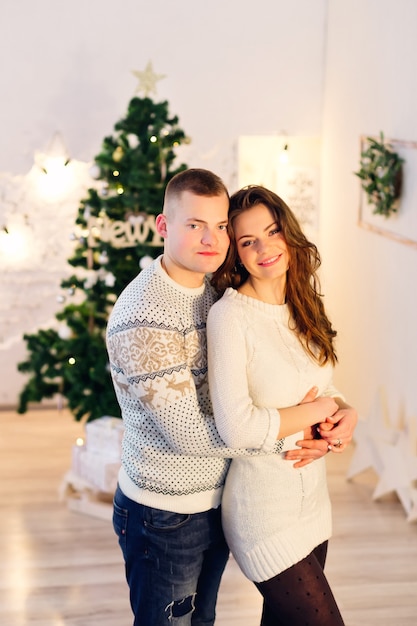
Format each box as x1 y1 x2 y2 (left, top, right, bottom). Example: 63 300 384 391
157 190 230 287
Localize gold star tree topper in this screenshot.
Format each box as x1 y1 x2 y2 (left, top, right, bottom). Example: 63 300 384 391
132 61 166 97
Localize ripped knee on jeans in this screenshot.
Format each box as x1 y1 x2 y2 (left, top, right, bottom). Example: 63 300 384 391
165 593 196 620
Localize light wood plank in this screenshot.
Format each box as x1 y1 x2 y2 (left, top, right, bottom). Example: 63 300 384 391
0 408 416 625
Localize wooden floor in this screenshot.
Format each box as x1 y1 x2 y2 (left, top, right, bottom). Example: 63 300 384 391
1 409 416 626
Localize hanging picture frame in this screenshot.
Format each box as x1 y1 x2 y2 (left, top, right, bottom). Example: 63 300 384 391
357 136 417 249
237 135 321 242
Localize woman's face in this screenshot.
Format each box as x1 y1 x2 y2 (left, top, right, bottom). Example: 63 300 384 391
233 203 290 282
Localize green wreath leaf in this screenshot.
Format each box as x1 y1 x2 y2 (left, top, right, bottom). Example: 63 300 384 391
355 132 404 217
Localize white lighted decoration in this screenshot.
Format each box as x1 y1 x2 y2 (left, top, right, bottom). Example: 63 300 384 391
0 150 92 382
278 143 289 165
34 132 75 200
0 158 92 272
0 217 31 265
86 214 162 248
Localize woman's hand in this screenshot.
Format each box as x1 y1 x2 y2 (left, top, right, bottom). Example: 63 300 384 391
276 391 338 439
310 395 339 423
317 403 358 453
299 386 319 441
289 403 357 466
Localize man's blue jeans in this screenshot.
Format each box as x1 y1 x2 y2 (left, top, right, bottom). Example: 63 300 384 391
113 485 230 625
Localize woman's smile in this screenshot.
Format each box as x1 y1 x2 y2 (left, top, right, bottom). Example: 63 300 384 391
258 254 281 267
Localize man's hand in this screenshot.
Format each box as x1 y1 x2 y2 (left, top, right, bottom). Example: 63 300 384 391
285 437 330 468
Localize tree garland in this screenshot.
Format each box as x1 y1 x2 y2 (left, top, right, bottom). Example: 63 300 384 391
355 132 404 218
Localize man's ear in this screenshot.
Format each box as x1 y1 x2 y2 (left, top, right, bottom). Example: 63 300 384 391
155 214 168 238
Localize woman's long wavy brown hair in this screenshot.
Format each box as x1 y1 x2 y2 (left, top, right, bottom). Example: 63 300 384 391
211 185 337 366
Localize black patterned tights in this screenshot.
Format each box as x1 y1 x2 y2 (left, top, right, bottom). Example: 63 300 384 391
254 542 345 626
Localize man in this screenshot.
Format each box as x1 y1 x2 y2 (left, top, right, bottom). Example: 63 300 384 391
106 169 343 625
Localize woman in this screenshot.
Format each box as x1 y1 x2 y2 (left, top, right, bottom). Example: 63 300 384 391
207 186 357 625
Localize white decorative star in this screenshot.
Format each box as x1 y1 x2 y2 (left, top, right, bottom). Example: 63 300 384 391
347 388 394 480
372 434 407 508
406 488 417 523
372 428 417 515
132 61 166 97
347 389 417 522
346 418 383 479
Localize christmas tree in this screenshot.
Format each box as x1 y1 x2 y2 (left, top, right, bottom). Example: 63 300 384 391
17 63 189 422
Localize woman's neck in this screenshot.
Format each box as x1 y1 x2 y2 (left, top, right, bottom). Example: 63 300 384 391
237 278 286 305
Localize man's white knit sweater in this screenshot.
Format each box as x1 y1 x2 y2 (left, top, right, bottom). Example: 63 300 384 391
106 257 281 515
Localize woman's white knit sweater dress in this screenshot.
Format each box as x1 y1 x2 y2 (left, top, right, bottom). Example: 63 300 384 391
207 288 343 583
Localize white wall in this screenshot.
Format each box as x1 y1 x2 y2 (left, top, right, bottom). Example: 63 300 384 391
320 0 417 424
1 0 327 181
0 0 328 405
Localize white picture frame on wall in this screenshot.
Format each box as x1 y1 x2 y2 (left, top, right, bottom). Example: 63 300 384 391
358 136 417 250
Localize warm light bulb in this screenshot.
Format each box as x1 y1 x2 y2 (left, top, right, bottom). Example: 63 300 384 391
33 133 72 198
279 144 289 165
36 156 74 198
0 227 30 263
90 225 101 239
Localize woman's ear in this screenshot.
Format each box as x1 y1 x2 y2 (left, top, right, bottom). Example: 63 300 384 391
155 214 168 238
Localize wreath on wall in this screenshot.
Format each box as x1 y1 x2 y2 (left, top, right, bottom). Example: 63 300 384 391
355 132 404 218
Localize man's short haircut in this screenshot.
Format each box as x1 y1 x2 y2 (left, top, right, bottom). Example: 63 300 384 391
163 168 229 215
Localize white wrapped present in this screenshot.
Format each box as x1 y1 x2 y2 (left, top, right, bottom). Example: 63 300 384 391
71 443 120 493
85 416 124 460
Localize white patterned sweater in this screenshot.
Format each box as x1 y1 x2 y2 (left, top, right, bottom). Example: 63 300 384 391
207 288 344 582
106 257 283 514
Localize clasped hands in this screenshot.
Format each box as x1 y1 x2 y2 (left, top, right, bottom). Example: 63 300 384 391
285 387 358 469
